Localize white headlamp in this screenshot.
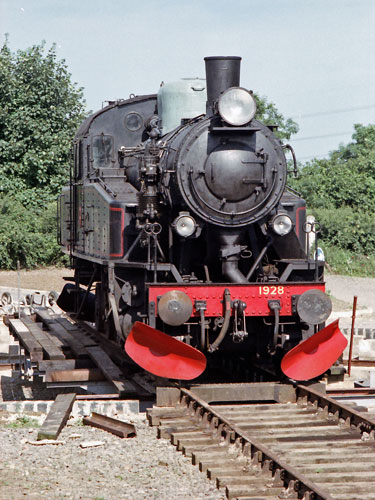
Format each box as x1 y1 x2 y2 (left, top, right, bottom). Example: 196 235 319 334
270 213 293 236
218 87 257 126
173 213 197 237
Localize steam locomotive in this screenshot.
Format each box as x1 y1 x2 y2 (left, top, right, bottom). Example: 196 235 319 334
58 56 346 381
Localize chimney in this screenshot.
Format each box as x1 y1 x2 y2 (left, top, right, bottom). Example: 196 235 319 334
204 56 241 115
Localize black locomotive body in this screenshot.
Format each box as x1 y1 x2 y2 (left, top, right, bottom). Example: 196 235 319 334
58 56 333 379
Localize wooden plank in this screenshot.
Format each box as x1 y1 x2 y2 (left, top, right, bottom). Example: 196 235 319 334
47 323 88 358
132 373 156 395
8 344 19 356
38 359 95 372
25 320 66 354
45 368 104 383
46 381 117 393
27 320 66 350
55 317 98 347
35 309 59 326
34 311 72 351
22 318 65 360
35 311 93 357
37 393 76 440
83 412 136 438
9 319 43 362
86 345 138 397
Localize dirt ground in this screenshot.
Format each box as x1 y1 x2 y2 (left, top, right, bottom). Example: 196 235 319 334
0 266 373 310
0 267 73 294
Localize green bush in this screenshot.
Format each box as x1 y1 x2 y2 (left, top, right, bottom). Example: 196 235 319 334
0 196 68 269
320 243 375 277
313 207 375 255
0 40 86 201
290 125 375 212
0 39 85 270
289 124 375 276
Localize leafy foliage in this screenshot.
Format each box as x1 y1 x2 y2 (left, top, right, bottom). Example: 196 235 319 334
254 93 299 140
290 124 375 274
0 39 86 268
0 196 68 269
314 207 375 255
290 124 375 212
0 39 86 205
321 244 375 277
5 415 40 428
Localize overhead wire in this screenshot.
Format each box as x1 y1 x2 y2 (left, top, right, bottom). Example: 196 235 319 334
290 104 375 119
291 131 353 142
288 103 374 159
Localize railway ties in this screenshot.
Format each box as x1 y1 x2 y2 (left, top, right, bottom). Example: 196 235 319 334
217 402 375 499
5 309 156 399
148 384 375 500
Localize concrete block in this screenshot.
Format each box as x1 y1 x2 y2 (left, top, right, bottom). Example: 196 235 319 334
24 402 35 412
343 336 359 360
37 402 49 413
359 339 375 361
0 399 139 416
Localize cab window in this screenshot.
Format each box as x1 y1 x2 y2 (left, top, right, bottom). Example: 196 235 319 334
91 134 114 169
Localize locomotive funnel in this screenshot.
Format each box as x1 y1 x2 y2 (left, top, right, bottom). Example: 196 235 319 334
204 56 241 115
281 319 347 381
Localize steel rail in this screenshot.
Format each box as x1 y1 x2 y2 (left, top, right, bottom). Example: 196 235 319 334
180 387 333 500
295 384 375 435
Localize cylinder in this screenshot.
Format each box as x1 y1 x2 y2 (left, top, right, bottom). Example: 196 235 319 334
204 56 241 114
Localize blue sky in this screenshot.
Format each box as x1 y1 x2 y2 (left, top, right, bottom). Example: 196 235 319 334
1 0 374 161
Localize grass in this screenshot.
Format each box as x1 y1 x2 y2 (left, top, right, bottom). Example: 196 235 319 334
322 244 375 277
5 415 40 428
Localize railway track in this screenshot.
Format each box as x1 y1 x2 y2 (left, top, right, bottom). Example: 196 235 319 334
3 308 159 399
5 308 375 497
147 383 375 500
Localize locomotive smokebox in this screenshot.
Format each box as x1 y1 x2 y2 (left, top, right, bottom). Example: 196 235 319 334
204 56 241 115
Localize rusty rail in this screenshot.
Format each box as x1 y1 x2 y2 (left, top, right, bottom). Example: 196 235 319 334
149 383 375 499
295 383 375 435
179 387 333 500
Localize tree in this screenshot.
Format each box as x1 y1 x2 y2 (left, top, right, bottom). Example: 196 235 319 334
0 196 66 268
0 39 87 207
290 124 375 212
290 124 375 274
254 94 299 140
0 39 86 269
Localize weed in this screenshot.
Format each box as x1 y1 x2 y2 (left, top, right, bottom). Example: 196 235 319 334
5 415 40 428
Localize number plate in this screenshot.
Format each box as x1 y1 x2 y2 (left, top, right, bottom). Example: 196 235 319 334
259 286 285 295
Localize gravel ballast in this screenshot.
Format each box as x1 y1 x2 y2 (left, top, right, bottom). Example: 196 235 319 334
0 414 225 500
